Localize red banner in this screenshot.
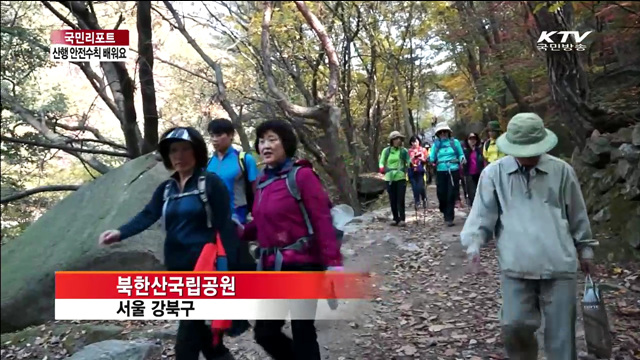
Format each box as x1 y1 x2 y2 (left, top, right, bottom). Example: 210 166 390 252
55 271 376 300
50 30 129 46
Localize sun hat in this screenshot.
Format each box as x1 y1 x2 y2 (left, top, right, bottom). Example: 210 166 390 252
496 113 558 157
434 122 452 135
388 131 405 141
487 121 501 132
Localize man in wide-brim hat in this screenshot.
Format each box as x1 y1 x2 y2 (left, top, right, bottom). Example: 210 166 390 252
460 112 598 360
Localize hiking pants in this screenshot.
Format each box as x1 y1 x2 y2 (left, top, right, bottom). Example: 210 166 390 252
254 263 324 360
500 274 577 360
387 180 407 223
175 319 230 360
408 173 426 205
435 170 460 222
464 174 480 207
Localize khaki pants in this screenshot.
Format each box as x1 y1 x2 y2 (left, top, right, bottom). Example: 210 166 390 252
499 274 577 360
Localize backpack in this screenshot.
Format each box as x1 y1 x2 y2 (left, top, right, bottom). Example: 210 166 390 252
162 176 214 230
432 138 461 165
382 147 410 173
237 151 254 212
255 161 348 248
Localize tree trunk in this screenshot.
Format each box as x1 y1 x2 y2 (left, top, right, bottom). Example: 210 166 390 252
527 1 637 142
137 1 159 154
393 69 414 138
56 1 143 158
261 1 362 214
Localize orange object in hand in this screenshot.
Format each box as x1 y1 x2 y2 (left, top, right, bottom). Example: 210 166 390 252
193 234 231 346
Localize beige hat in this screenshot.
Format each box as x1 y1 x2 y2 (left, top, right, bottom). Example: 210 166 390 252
388 131 405 141
434 122 452 135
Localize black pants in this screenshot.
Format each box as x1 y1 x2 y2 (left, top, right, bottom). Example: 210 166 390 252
408 174 426 205
176 320 229 360
254 263 324 360
464 173 481 207
169 259 233 360
436 170 460 222
387 180 407 223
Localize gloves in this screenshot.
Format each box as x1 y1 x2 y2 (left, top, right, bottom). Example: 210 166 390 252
379 167 385 174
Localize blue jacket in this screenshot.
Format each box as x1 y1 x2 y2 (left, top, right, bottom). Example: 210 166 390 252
118 167 241 271
429 138 466 172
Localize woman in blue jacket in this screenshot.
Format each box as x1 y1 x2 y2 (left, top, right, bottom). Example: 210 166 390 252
429 122 466 227
98 127 241 360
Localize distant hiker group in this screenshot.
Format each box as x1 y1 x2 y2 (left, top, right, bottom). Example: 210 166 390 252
379 120 506 227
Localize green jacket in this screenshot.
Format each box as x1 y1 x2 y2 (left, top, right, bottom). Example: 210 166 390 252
379 146 410 182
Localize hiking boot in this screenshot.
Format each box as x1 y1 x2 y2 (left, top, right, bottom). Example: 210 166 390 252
398 221 406 227
390 221 399 226
446 220 454 227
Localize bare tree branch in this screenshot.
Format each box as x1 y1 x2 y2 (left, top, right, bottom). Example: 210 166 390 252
48 119 125 149
162 0 251 151
261 2 324 119
40 1 79 29
0 185 81 205
293 1 340 102
1 88 113 173
1 135 130 157
131 48 217 85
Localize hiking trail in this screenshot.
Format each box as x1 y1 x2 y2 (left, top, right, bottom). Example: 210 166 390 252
1 186 638 360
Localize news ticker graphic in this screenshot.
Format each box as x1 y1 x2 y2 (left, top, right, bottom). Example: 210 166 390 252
50 30 129 62
55 271 375 320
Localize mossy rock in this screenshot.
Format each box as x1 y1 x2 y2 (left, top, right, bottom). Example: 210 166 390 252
1 154 170 333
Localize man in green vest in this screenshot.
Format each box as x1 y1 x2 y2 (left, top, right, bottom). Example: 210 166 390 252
379 131 411 227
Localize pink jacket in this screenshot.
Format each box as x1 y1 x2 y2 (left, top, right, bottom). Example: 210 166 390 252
241 159 342 269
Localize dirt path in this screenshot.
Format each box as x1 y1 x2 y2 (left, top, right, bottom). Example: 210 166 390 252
2 185 639 360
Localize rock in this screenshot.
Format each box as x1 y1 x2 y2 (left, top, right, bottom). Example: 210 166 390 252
593 165 621 194
607 126 634 147
622 219 640 249
593 207 611 223
63 324 125 354
621 166 640 201
632 124 640 146
357 173 387 196
582 137 614 168
1 154 169 333
68 340 161 360
612 143 640 163
616 159 634 180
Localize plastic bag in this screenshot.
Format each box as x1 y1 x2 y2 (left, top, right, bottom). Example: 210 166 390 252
582 275 613 359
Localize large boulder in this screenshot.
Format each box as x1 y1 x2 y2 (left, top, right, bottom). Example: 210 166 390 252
1 154 169 333
68 340 161 360
357 173 387 196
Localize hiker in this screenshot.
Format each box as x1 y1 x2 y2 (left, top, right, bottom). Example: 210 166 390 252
460 113 598 360
424 143 433 184
239 119 342 360
483 120 506 166
206 118 259 225
429 122 466 227
379 131 411 227
205 120 257 334
97 126 241 360
462 132 485 207
408 135 428 211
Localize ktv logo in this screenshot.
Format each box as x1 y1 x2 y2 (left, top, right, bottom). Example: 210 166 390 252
536 30 593 52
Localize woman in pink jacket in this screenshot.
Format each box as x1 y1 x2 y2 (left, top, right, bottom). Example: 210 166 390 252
240 119 342 360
